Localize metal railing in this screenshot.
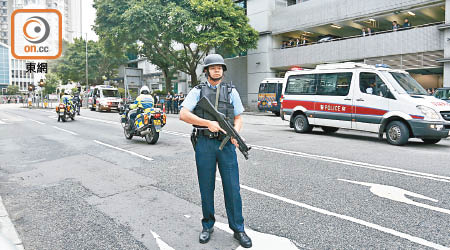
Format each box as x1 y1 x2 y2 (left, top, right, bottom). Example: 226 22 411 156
277 21 444 50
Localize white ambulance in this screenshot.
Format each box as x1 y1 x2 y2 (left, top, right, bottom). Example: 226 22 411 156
280 62 450 145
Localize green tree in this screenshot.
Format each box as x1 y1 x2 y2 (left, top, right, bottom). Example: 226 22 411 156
53 38 128 86
94 0 258 86
6 85 19 95
43 73 59 95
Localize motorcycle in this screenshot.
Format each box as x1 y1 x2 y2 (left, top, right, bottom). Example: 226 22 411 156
56 102 76 122
119 104 166 144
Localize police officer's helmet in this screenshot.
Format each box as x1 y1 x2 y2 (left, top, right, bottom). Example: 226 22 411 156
203 54 227 72
140 86 150 95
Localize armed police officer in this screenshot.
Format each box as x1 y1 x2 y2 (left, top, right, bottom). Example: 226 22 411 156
128 86 154 133
179 54 252 248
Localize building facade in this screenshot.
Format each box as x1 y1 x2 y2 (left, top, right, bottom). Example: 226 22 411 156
0 42 9 93
226 0 450 110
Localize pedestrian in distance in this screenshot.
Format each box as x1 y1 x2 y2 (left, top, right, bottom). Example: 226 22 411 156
392 21 400 31
179 54 252 248
166 92 173 114
362 28 366 37
367 27 372 36
403 18 411 28
173 93 179 114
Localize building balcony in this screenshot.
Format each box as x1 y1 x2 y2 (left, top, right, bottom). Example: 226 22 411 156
270 0 443 35
271 24 444 69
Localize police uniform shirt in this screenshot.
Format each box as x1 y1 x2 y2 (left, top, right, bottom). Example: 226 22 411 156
181 82 245 116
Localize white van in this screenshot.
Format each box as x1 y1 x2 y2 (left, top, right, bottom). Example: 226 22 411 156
280 62 450 145
87 85 122 112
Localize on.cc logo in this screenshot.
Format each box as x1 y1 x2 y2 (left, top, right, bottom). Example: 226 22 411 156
23 16 50 44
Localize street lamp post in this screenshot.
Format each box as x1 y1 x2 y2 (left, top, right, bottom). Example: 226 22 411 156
85 33 88 91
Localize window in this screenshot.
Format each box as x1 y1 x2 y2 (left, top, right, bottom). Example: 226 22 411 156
285 74 316 95
360 72 387 96
317 73 352 96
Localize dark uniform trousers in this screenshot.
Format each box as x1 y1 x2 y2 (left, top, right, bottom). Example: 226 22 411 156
195 135 245 233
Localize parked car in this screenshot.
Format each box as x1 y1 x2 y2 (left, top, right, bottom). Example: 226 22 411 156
280 62 450 145
317 34 341 43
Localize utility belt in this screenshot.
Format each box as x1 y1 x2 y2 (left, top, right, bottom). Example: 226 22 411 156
190 127 226 149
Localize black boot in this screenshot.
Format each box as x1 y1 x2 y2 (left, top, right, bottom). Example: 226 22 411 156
234 231 252 248
199 228 214 244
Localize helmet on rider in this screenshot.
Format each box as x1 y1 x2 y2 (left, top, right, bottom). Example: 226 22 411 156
140 86 150 95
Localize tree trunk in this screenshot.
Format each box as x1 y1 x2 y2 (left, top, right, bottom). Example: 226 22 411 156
162 68 172 93
190 69 199 87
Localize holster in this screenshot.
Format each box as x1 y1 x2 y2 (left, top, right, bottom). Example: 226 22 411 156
190 129 198 149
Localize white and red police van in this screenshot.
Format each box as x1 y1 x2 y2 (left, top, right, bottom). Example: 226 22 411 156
280 62 450 145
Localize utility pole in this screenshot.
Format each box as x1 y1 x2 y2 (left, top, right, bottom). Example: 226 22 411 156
85 33 88 91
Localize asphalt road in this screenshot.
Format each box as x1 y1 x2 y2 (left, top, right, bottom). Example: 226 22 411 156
1 104 450 250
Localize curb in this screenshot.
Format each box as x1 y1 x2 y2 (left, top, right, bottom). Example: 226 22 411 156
0 197 24 250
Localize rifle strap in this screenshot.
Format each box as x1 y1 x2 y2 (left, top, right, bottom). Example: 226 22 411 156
215 83 221 109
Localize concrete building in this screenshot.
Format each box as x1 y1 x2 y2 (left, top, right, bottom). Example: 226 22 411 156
226 0 450 110
0 41 9 93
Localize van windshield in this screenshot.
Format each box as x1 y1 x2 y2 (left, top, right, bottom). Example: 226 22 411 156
102 89 120 98
259 83 278 93
435 89 450 100
390 73 428 95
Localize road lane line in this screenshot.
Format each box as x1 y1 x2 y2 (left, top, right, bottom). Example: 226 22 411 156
93 140 154 161
52 126 79 135
76 116 121 125
216 177 449 250
150 231 175 250
160 130 450 183
29 119 45 125
249 145 450 183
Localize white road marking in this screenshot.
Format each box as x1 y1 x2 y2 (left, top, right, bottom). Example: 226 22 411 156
52 126 79 136
215 222 299 250
29 119 45 125
0 120 6 124
161 130 450 183
0 196 23 249
339 179 450 215
183 214 191 218
249 144 450 183
76 116 121 125
215 178 450 250
150 231 175 250
93 140 154 161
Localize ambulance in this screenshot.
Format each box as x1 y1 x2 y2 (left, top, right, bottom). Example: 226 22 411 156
280 62 450 145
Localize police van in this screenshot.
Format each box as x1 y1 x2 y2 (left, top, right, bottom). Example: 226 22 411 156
280 62 450 145
87 85 122 112
257 78 283 116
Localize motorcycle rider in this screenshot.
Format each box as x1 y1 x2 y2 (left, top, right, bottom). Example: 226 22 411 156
128 86 154 133
58 91 75 122
72 91 82 115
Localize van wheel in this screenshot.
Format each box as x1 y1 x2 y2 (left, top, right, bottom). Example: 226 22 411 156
321 126 339 133
386 121 409 146
421 138 441 144
293 114 312 133
273 111 280 116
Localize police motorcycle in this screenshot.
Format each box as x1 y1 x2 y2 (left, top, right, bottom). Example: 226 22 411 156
56 97 76 122
119 89 166 144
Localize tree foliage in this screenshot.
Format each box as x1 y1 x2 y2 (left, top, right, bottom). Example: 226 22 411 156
43 72 59 95
94 0 258 86
6 85 19 95
52 38 128 86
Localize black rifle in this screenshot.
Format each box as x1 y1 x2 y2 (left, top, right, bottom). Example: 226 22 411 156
197 97 251 160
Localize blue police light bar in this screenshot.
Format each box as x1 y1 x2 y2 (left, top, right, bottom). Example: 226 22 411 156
375 64 391 68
